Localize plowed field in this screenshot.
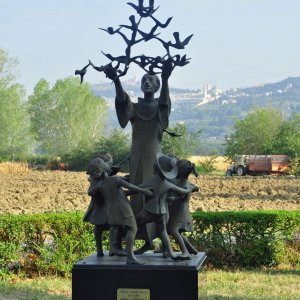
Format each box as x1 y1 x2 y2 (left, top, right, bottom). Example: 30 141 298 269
0 171 299 215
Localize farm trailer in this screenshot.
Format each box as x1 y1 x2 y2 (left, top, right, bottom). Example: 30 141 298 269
226 155 290 176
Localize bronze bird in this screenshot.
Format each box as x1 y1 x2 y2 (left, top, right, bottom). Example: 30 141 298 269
88 60 105 73
74 62 90 83
99 26 121 35
119 15 140 32
172 54 191 66
127 0 158 17
136 16 171 42
170 32 193 49
101 52 132 65
137 28 160 41
132 55 152 71
149 15 173 28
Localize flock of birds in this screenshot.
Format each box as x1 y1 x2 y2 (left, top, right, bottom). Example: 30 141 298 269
75 0 193 83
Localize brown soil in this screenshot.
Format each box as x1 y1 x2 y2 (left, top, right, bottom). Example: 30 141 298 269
0 171 299 215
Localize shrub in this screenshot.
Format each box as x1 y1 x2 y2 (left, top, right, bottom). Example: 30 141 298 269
26 154 50 166
63 129 130 172
0 212 99 277
290 158 300 176
191 210 300 268
1 211 299 277
195 156 217 174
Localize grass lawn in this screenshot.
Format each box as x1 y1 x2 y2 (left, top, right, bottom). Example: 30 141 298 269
0 268 299 299
206 268 300 299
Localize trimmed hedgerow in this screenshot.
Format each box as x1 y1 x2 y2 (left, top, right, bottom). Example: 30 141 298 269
0 212 101 277
0 210 299 277
190 210 300 267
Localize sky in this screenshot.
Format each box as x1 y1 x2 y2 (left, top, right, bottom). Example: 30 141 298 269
1 0 300 95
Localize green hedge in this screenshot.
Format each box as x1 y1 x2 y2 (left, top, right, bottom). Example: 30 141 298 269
0 212 100 277
190 210 300 268
0 211 299 277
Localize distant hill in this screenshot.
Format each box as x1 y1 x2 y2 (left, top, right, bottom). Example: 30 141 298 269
91 76 300 154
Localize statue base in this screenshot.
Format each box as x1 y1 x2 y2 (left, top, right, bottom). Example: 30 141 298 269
72 252 206 300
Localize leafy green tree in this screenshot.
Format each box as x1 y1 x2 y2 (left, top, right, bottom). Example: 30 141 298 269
0 49 32 161
225 108 283 159
95 129 131 170
63 129 130 171
0 48 18 88
272 113 300 175
162 122 202 158
273 113 300 158
28 77 108 156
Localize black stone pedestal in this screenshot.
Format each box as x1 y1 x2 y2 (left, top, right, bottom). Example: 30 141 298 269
72 252 206 300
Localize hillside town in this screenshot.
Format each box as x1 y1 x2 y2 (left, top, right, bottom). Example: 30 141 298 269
92 76 299 107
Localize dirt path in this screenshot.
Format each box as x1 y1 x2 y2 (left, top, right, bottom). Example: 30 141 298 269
0 171 299 215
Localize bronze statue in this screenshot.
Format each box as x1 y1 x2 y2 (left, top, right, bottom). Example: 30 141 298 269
103 61 172 251
135 154 189 259
87 157 153 265
77 0 194 260
84 158 110 257
167 159 199 260
75 0 192 82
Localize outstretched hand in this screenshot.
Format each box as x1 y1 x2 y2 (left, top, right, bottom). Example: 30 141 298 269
143 188 154 198
161 59 173 81
103 65 118 81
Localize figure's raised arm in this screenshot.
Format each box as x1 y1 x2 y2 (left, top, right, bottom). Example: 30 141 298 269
159 59 173 105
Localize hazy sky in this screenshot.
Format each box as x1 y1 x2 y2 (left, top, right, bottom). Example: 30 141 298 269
1 0 300 94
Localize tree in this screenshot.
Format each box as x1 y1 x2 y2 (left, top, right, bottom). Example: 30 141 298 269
0 49 32 161
273 113 300 158
95 129 131 165
272 113 300 175
28 77 108 156
162 122 202 158
63 129 130 171
225 108 283 159
0 48 18 88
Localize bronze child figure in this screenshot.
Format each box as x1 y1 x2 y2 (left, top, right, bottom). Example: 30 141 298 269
84 153 124 257
135 153 189 260
84 158 110 257
167 159 199 260
87 158 153 265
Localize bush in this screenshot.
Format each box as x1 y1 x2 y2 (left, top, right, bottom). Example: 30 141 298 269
1 211 299 277
195 156 217 174
63 129 130 172
290 158 300 176
26 154 50 166
0 212 100 277
191 210 300 268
